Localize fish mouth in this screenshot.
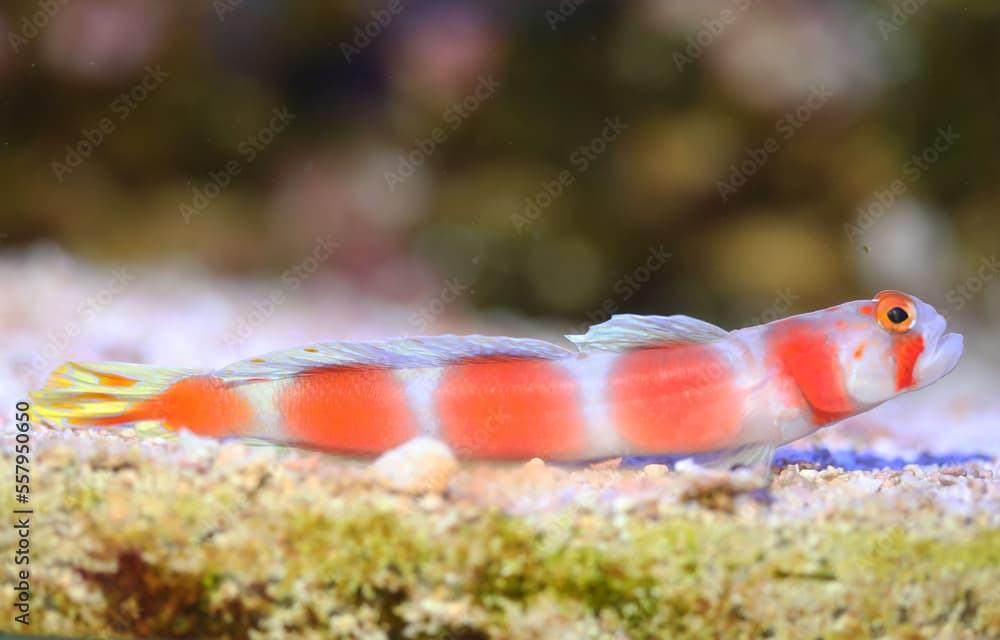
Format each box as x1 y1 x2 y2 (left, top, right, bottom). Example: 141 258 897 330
916 331 964 386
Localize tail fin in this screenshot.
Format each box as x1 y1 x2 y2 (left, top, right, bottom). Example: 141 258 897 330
31 361 200 429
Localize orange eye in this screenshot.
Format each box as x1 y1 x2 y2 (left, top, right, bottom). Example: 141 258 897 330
873 290 917 333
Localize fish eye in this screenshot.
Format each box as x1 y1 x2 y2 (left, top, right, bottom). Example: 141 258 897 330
886 307 908 324
874 290 917 333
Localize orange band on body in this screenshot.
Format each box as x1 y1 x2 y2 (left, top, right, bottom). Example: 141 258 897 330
279 367 418 454
607 344 743 452
893 334 924 391
153 375 253 436
436 359 587 459
768 321 853 425
69 375 252 436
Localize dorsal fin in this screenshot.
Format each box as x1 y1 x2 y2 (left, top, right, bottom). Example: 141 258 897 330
218 335 575 382
565 314 728 354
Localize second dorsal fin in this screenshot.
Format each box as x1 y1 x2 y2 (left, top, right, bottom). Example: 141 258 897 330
217 335 576 382
565 314 728 354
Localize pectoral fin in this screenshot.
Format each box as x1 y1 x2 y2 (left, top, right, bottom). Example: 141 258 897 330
689 442 776 473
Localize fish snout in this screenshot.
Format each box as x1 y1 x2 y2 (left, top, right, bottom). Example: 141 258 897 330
915 307 963 386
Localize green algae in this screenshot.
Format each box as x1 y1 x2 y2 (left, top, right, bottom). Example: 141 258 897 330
2 443 999 639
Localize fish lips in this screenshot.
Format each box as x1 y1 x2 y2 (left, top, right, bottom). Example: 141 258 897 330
915 331 964 387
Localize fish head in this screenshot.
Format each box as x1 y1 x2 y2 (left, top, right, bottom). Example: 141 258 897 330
836 290 963 408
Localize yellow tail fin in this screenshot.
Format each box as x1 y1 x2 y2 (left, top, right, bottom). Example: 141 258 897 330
31 361 200 429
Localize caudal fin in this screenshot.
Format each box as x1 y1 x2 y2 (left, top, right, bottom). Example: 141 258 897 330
31 361 200 429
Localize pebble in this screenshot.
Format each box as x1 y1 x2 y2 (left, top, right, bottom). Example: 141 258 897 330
371 437 458 494
642 464 668 478
523 457 546 472
590 457 622 470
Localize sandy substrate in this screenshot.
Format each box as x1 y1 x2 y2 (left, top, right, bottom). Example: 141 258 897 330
1 248 999 638
1 425 999 639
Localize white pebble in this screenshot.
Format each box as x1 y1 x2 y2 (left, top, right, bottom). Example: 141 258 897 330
371 437 458 494
643 464 669 478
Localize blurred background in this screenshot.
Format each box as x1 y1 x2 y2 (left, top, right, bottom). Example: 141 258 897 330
1 0 998 453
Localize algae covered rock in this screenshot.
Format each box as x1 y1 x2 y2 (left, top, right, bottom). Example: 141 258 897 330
1 425 999 639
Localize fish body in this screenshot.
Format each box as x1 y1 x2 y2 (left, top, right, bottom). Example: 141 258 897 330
32 291 963 467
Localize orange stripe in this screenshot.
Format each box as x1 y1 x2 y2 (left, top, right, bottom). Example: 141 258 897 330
68 375 252 435
75 365 139 387
608 344 744 452
74 392 120 402
69 414 149 427
893 334 924 390
436 359 587 459
49 402 83 410
46 364 75 388
155 376 253 436
278 367 418 454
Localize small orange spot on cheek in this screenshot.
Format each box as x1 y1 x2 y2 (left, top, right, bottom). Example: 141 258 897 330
835 319 847 330
859 305 874 316
854 343 866 360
